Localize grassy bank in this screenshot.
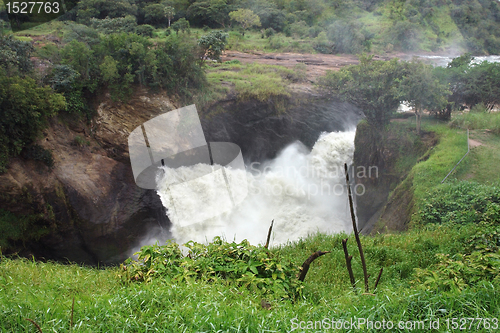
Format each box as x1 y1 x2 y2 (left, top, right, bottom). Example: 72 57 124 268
1 221 499 332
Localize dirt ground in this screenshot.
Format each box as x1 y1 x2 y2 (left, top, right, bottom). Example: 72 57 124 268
221 50 407 81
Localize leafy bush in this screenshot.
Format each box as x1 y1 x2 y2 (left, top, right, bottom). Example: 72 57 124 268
0 209 48 249
0 34 34 75
62 23 100 45
48 65 80 93
264 28 275 38
120 237 303 299
21 144 54 169
135 24 154 37
312 31 333 54
388 21 420 51
420 182 500 225
90 15 137 34
413 250 500 292
72 136 90 147
327 20 367 54
0 71 65 172
198 30 228 62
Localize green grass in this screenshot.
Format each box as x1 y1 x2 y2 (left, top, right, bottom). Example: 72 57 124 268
196 62 306 110
465 130 500 184
1 223 499 332
450 111 500 135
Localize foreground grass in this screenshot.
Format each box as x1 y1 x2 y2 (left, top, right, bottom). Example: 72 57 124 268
1 221 499 332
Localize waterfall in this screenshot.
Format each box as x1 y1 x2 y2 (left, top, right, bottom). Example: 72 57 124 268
154 130 356 246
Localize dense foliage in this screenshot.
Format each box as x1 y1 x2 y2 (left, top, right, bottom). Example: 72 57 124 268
420 181 500 225
68 0 500 54
121 237 303 300
0 25 205 172
319 55 407 126
0 69 66 172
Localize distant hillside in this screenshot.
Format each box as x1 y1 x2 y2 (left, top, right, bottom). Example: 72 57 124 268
54 0 500 55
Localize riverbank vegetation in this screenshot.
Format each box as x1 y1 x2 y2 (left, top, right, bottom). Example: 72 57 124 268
1 212 499 331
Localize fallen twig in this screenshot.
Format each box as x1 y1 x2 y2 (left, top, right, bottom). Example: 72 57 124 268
25 318 43 333
298 251 330 282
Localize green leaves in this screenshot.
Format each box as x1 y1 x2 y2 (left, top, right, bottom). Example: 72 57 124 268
0 70 66 172
419 181 500 225
198 30 228 62
319 55 404 126
120 237 302 299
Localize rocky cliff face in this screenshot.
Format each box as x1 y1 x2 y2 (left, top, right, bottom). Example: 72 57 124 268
0 88 174 264
200 95 363 162
353 121 437 234
0 87 363 264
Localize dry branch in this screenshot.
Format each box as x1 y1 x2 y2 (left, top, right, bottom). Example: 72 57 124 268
342 238 356 292
298 251 330 282
25 318 43 333
264 220 274 249
374 267 384 291
344 163 369 293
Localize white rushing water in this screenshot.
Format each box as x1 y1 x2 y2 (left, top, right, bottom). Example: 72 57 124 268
155 131 356 246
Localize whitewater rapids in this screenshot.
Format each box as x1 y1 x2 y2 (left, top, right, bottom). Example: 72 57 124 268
156 131 356 246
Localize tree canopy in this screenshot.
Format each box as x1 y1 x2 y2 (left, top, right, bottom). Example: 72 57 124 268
319 55 404 127
229 9 261 35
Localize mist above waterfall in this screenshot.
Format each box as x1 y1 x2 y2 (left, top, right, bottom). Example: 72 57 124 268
154 131 356 247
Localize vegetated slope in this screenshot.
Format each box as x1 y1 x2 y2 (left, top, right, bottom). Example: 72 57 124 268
1 114 499 332
95 0 500 54
9 0 498 55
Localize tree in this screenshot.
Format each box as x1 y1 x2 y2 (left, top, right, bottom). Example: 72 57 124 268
0 34 34 76
90 15 137 34
319 54 404 127
164 5 175 27
171 18 190 34
0 70 66 172
187 0 230 28
198 30 228 62
438 54 500 112
76 0 138 24
396 60 450 134
144 4 168 27
229 9 261 36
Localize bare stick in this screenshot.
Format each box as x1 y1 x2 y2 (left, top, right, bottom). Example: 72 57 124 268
70 297 75 330
374 267 384 291
264 220 274 249
298 251 330 282
344 163 369 293
25 319 43 333
342 238 356 292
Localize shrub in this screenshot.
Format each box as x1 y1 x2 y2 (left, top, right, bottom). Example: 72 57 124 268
135 24 154 37
72 136 90 147
327 20 367 54
120 237 303 299
419 182 500 225
21 144 54 169
62 23 100 45
0 71 65 172
264 28 275 38
90 15 137 34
